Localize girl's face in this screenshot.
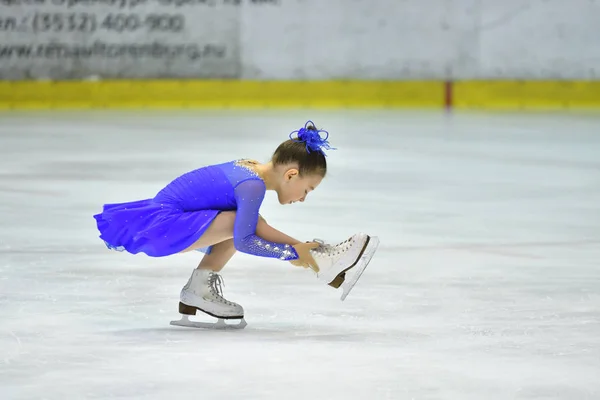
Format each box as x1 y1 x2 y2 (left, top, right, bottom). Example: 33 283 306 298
277 169 323 205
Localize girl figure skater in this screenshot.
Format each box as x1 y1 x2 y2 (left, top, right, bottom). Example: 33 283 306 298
93 121 378 329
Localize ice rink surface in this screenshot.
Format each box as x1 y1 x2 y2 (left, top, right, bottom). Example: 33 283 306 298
1 110 599 400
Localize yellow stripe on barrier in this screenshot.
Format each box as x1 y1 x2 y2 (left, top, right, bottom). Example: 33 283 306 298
0 80 444 110
454 80 600 110
2 79 600 110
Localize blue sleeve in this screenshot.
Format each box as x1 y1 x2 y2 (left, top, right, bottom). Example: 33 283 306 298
232 179 299 260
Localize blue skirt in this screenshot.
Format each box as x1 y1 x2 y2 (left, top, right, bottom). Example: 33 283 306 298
93 199 219 257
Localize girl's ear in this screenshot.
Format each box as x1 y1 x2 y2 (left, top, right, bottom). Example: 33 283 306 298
284 168 299 181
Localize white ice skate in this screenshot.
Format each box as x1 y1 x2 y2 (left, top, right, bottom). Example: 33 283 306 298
170 269 247 330
311 233 380 301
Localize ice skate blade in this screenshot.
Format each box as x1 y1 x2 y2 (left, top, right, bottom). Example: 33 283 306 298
340 236 379 301
170 315 247 330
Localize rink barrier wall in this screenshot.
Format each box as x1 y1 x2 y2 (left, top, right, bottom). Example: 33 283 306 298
1 80 600 110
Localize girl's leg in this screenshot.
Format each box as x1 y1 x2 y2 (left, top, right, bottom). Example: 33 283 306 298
197 239 236 272
180 211 236 252
181 211 301 254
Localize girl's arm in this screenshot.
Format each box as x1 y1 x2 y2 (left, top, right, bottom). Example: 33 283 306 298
232 179 299 260
256 215 302 246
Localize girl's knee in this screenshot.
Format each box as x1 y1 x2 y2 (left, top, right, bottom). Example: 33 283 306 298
258 214 267 225
214 211 236 235
221 238 236 250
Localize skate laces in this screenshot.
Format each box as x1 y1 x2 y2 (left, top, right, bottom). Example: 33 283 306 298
311 238 352 256
208 272 232 304
310 239 330 254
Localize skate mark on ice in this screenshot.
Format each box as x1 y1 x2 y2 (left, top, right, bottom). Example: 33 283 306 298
380 239 600 259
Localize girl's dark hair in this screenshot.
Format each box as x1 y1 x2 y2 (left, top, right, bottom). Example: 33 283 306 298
271 122 327 177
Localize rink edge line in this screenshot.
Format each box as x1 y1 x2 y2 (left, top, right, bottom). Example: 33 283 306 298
0 80 443 109
1 80 600 110
453 80 600 110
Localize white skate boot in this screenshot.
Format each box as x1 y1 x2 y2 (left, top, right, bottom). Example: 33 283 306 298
170 269 247 330
310 233 380 301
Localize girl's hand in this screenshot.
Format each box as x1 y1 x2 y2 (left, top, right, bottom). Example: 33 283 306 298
290 242 320 273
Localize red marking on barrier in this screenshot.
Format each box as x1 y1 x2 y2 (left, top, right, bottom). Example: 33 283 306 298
444 80 453 110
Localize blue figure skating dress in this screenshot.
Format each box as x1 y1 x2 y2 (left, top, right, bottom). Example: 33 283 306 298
93 160 299 260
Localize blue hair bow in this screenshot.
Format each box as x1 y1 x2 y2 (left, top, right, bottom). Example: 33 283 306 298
289 120 336 156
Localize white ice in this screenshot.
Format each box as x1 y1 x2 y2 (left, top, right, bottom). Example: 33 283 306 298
1 110 599 400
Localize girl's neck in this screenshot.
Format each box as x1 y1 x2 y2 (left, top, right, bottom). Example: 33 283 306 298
254 161 278 191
